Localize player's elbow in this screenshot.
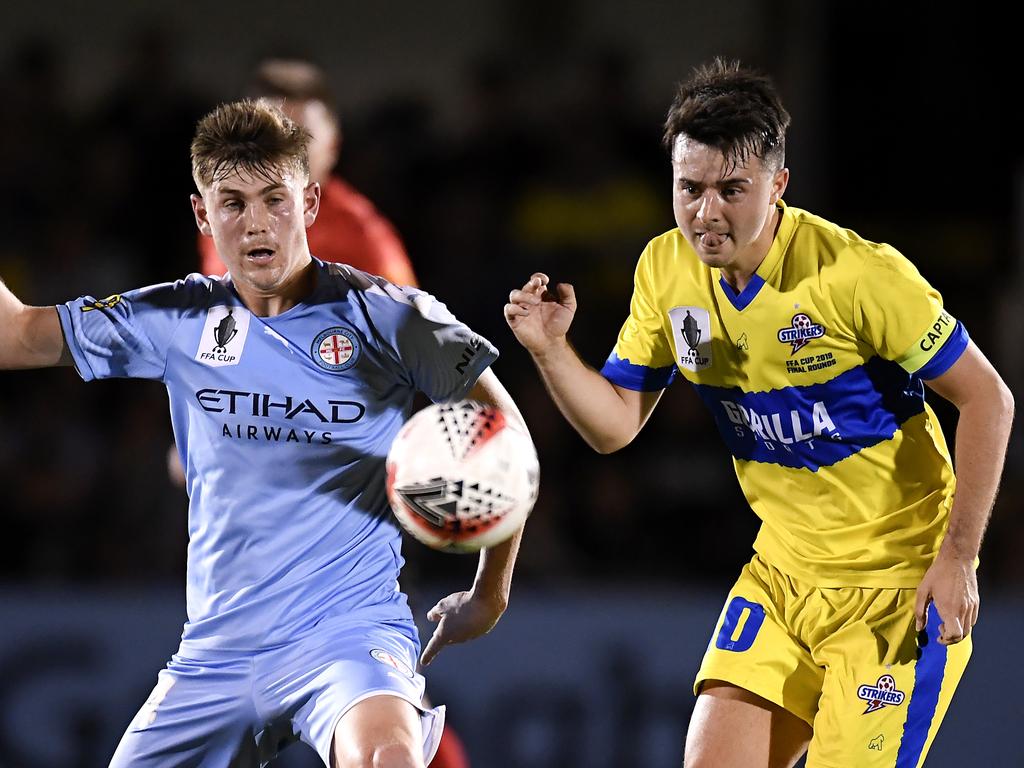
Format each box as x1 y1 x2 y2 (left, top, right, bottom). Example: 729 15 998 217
586 427 637 455
996 377 1014 421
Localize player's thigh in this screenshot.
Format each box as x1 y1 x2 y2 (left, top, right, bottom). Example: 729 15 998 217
808 595 972 768
109 659 259 768
267 618 444 767
695 556 823 725
685 681 811 768
331 694 425 768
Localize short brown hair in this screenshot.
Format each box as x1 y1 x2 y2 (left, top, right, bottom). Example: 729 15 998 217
663 58 790 172
190 99 311 189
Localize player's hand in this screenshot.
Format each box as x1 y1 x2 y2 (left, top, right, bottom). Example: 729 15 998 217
419 589 507 666
913 549 979 646
504 273 577 355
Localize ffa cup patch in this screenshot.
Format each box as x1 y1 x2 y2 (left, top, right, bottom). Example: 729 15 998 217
195 305 251 367
669 306 712 371
311 326 361 372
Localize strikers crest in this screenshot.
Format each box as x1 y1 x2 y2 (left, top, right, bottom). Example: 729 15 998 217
777 313 825 355
311 326 361 372
195 305 251 367
669 306 712 371
857 674 906 714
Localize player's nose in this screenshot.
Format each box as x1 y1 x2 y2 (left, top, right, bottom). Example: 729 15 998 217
696 191 722 223
244 201 270 234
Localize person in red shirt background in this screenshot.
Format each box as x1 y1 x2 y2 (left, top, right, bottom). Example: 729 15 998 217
198 58 418 289
184 59 469 768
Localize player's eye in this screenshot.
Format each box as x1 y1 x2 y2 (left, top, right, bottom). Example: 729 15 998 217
224 200 243 211
679 182 699 195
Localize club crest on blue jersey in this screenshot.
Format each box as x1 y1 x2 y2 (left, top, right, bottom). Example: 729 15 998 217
195 305 251 367
857 674 905 714
777 313 825 355
311 327 361 372
669 306 713 371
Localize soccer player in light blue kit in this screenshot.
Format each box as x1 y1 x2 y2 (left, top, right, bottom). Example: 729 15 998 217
0 99 527 767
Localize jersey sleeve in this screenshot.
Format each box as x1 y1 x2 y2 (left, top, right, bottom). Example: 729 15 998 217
852 246 969 379
600 241 678 391
56 279 193 382
376 284 499 403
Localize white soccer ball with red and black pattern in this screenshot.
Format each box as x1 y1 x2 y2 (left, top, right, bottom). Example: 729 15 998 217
386 401 539 552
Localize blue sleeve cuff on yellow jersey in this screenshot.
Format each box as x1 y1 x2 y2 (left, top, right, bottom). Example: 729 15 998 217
600 352 677 391
915 322 969 380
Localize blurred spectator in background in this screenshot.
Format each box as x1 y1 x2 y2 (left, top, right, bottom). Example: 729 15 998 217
197 58 417 288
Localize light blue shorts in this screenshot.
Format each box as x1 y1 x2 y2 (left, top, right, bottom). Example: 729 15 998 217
109 618 444 767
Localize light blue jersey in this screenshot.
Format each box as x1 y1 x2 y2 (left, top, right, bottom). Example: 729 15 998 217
57 259 497 654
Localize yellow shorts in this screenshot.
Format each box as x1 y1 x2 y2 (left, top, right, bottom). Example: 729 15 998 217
695 555 971 768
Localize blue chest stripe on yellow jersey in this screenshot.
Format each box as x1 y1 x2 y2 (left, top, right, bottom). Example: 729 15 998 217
693 357 925 471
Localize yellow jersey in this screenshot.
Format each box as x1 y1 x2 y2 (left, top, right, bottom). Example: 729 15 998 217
601 202 968 587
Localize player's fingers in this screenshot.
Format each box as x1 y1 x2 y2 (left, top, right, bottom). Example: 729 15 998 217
419 628 447 666
939 615 964 645
913 589 930 632
503 303 530 319
549 282 577 309
426 599 447 623
528 272 549 290
508 288 541 305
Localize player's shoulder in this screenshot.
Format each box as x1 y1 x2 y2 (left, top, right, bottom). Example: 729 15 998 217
639 227 705 277
118 272 232 314
785 204 906 273
319 261 424 311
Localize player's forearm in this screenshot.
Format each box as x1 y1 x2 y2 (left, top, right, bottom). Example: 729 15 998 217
470 526 523 610
530 338 638 453
940 380 1015 561
0 281 66 369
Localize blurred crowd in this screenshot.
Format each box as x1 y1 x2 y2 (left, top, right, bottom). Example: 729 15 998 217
1 25 1021 597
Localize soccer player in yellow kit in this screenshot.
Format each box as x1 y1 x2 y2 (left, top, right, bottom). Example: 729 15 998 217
504 59 1014 768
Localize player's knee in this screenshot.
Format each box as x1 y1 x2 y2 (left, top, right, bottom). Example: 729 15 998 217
335 741 422 768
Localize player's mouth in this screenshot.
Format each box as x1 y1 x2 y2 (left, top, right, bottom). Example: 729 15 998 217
697 231 729 249
245 247 276 264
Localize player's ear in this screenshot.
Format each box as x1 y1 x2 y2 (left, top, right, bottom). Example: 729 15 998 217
770 167 790 206
191 193 213 237
303 182 321 229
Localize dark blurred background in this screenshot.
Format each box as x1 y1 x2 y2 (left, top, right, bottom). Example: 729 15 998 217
0 1 1020 766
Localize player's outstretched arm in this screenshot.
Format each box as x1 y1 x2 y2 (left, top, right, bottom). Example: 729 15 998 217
914 341 1014 645
505 272 661 453
0 280 71 369
419 368 526 666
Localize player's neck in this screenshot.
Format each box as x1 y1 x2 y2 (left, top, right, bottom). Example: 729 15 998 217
235 258 317 317
719 206 781 293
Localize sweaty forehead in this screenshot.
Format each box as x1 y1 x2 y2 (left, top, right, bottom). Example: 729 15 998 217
209 166 302 195
671 134 763 179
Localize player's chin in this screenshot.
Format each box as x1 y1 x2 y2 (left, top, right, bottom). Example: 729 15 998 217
693 248 732 269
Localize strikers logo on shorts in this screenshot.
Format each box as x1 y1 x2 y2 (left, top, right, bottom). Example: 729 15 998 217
311 327 361 372
857 674 906 714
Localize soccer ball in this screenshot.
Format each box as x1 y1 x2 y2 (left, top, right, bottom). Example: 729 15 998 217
386 400 539 552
